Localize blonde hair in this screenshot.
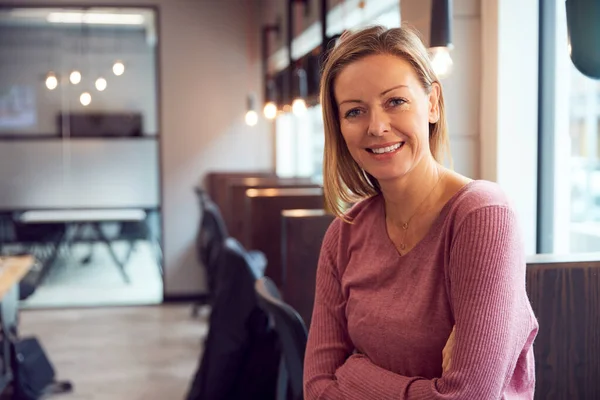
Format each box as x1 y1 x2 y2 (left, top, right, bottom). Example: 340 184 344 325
321 25 451 219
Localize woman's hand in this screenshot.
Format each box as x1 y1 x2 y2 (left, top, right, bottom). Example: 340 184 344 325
442 326 456 373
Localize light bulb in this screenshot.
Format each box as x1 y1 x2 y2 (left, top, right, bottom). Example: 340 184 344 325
245 110 258 126
45 73 58 90
95 77 107 91
430 47 454 79
263 102 277 120
112 61 125 76
69 70 81 84
80 92 92 106
292 98 307 116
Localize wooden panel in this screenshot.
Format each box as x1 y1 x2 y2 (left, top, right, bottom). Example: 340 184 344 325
281 210 334 328
526 259 600 400
203 171 275 214
227 177 320 241
244 188 324 288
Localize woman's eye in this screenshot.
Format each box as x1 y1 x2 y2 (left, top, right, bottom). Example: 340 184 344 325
388 98 406 107
344 108 362 118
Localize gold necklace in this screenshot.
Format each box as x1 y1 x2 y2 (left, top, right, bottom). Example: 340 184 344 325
394 170 446 253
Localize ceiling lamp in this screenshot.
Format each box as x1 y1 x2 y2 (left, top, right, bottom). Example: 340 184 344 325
45 72 58 90
245 94 258 126
47 12 144 25
112 61 125 76
95 77 107 91
429 0 454 79
69 70 82 85
291 67 308 116
80 92 92 106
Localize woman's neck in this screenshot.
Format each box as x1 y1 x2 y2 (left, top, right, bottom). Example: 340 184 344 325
379 157 446 226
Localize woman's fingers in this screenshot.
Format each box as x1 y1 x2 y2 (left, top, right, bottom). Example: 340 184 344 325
442 326 456 373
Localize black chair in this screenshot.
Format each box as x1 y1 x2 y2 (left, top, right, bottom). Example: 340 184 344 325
255 276 308 400
194 188 229 308
194 187 265 309
186 237 279 400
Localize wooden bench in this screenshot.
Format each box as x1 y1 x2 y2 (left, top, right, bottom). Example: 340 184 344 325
281 209 334 329
203 171 275 216
526 253 600 399
226 177 320 241
243 188 324 288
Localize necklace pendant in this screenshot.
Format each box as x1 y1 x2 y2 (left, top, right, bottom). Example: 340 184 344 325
399 243 406 250
402 223 408 230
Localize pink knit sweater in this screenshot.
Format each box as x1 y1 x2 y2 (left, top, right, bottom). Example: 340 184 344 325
303 180 538 399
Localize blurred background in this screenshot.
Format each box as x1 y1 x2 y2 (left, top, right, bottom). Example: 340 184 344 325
0 0 598 399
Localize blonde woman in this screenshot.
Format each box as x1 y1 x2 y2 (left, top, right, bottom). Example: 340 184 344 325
303 26 538 399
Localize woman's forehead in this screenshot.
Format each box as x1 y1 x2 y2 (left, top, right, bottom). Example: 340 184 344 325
334 54 419 98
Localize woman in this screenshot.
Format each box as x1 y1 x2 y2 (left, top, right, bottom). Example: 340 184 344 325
303 26 538 399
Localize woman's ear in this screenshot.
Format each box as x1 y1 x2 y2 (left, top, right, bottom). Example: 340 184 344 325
428 82 441 124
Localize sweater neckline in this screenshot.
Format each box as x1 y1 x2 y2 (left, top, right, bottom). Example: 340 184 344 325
379 180 478 259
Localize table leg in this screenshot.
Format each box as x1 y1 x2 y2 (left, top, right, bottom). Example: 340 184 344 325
91 223 130 284
35 228 67 286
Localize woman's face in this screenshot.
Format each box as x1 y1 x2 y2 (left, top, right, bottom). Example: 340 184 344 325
334 54 440 183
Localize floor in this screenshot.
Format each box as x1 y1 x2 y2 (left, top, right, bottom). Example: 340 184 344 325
20 241 163 308
18 305 209 400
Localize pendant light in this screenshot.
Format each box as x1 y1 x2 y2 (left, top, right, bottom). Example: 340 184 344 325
291 66 307 116
245 94 258 126
95 77 107 91
80 91 92 106
69 70 82 84
430 0 454 79
45 72 58 90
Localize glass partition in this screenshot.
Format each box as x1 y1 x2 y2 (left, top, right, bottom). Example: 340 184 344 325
0 7 163 307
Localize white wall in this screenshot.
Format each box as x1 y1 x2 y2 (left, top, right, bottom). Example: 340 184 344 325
1 0 273 296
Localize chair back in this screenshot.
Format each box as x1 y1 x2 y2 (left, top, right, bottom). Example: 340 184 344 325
255 276 307 400
195 189 228 294
186 237 277 400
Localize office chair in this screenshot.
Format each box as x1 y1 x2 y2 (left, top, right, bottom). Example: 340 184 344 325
192 188 229 316
255 276 308 400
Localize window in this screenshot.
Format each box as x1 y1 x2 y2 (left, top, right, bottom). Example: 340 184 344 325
538 0 600 254
274 1 400 181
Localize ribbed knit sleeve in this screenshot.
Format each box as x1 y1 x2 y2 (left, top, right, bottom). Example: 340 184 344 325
303 220 351 399
305 205 536 399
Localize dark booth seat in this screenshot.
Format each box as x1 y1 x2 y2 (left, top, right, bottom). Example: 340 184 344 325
243 187 324 288
281 209 334 329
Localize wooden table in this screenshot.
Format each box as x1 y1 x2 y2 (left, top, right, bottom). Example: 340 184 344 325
0 256 33 299
0 256 34 394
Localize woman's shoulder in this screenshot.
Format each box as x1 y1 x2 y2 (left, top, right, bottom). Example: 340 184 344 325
444 179 517 228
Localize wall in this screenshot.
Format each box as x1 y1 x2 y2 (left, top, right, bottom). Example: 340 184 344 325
0 0 273 296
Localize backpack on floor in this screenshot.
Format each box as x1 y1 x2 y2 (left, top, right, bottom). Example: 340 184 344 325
12 337 72 400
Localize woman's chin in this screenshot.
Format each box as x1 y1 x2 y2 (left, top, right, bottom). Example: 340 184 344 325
364 165 411 183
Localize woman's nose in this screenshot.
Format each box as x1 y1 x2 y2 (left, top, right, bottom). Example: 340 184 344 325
367 108 391 137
